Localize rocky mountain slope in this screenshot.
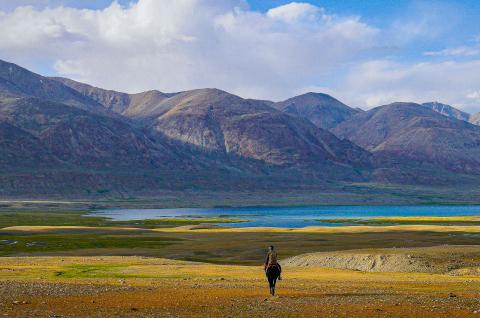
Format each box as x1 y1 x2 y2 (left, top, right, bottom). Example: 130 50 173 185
2 58 480 197
0 96 181 170
422 102 470 122
422 101 480 126
51 77 175 116
0 59 378 196
0 60 105 114
333 102 480 174
0 120 62 171
274 92 359 129
51 77 370 169
140 89 371 167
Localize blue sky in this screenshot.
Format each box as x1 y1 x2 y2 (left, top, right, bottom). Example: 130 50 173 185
13 0 477 57
253 1 480 60
0 0 479 111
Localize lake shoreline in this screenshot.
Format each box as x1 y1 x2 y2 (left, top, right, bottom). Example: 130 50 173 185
92 205 480 228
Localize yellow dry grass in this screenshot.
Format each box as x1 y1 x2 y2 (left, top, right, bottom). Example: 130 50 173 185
5 223 480 235
372 216 480 222
154 224 480 233
1 256 480 291
2 256 480 317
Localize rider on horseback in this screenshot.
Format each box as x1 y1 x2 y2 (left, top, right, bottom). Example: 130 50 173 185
264 245 282 280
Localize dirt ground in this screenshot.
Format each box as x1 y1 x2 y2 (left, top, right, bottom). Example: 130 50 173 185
1 256 480 317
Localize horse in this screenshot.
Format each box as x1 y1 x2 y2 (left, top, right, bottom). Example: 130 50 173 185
265 265 281 296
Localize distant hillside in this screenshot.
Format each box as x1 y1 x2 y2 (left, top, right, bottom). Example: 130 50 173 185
422 102 470 121
1 58 480 198
51 77 372 169
0 59 378 197
274 92 359 129
139 88 371 168
333 102 480 174
0 60 104 114
51 77 175 116
422 101 480 127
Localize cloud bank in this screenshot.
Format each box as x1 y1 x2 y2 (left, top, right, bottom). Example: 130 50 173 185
0 0 479 111
335 60 480 112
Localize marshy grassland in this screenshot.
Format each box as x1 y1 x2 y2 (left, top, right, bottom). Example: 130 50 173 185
3 210 480 263
2 210 480 317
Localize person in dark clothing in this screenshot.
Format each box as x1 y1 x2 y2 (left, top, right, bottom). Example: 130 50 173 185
264 245 282 280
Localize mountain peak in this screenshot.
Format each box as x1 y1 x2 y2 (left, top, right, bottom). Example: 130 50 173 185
274 92 359 129
421 101 470 122
51 77 174 116
0 59 105 114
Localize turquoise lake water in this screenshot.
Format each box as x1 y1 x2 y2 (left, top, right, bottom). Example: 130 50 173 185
93 205 480 228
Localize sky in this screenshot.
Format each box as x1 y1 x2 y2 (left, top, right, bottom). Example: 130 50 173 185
0 0 479 112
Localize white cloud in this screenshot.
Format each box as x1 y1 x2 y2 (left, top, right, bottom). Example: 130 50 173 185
332 59 480 112
1 1 479 112
467 91 480 103
266 2 322 23
424 46 480 57
0 0 377 100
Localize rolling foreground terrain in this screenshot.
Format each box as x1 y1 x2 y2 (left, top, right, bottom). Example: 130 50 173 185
2 210 480 317
3 255 480 318
1 58 480 202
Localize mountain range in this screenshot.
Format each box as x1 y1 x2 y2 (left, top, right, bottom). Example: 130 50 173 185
1 58 479 198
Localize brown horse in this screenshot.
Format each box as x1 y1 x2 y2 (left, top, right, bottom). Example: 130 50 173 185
265 265 281 296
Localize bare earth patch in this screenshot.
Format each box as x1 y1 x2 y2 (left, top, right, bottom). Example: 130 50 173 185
283 245 480 273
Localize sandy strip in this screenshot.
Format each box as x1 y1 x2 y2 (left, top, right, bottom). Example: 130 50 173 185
3 224 480 233
153 224 480 233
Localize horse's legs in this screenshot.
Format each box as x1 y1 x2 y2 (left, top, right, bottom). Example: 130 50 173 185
267 274 273 295
267 269 279 296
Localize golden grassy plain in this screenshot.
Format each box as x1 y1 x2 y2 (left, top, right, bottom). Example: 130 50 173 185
3 215 480 317
2 255 480 317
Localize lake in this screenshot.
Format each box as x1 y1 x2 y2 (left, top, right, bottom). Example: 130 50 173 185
92 205 480 228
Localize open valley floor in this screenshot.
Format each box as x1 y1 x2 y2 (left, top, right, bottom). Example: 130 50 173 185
2 211 480 317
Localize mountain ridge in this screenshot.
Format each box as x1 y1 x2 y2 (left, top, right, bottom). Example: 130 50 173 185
2 58 480 198
333 102 480 174
0 59 375 197
421 102 470 122
50 77 177 117
274 92 360 130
